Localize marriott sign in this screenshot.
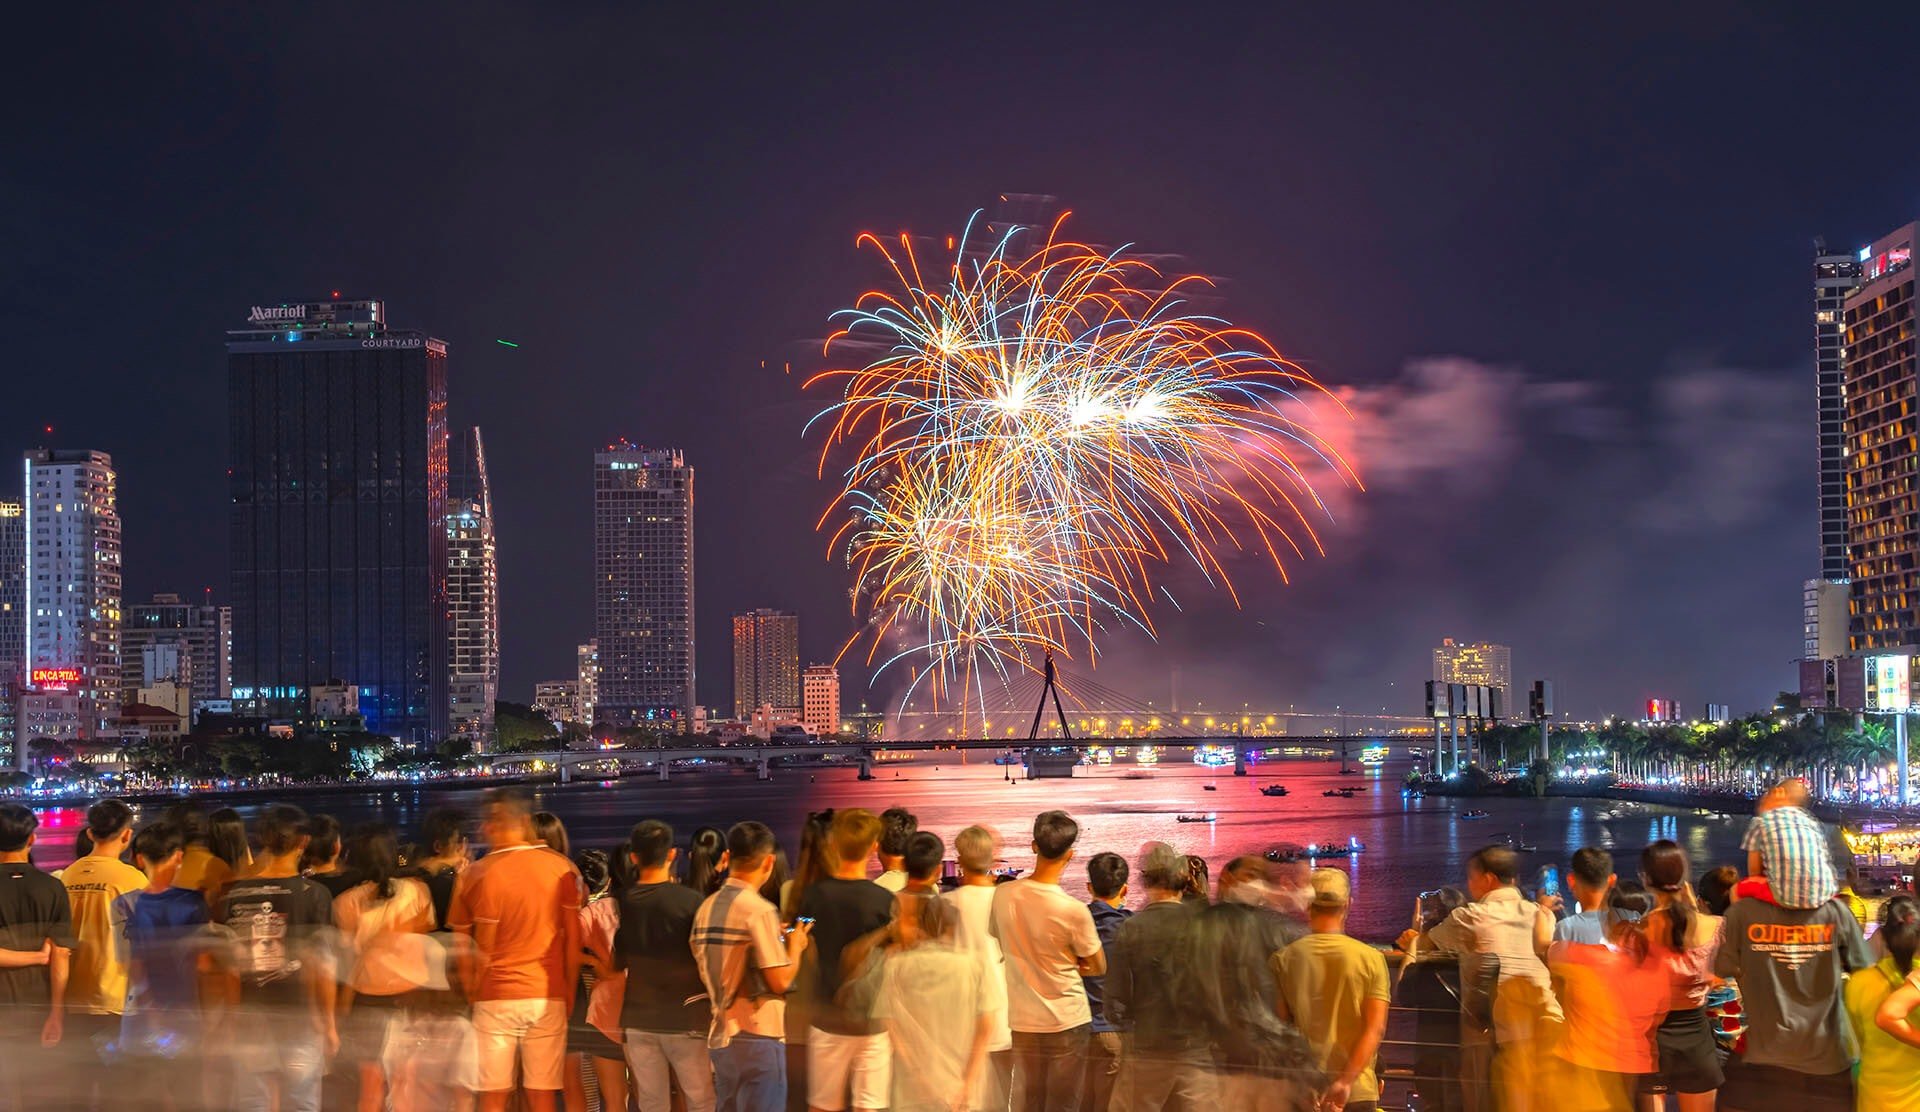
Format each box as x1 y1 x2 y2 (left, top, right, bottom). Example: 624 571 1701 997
248 304 307 324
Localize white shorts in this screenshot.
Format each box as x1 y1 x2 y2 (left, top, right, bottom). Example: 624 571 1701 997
472 998 567 1092
807 1027 891 1110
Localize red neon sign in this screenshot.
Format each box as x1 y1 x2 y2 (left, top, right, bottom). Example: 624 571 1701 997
31 668 81 691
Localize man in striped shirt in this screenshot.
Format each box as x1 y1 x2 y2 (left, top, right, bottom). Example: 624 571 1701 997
692 822 811 1112
1742 779 1839 909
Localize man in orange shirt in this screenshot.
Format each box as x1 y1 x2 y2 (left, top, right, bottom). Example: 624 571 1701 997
448 787 583 1112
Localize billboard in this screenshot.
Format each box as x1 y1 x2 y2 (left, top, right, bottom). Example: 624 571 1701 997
1837 657 1868 711
29 668 80 691
1799 658 1830 709
1868 654 1915 712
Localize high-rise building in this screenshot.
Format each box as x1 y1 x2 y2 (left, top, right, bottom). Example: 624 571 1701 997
533 680 579 728
0 500 21 684
1815 240 1861 583
802 663 839 738
576 640 598 726
732 608 799 719
1844 226 1920 652
447 427 500 748
1432 638 1511 692
228 298 449 743
122 592 231 711
1803 578 1850 661
593 444 694 729
24 449 121 738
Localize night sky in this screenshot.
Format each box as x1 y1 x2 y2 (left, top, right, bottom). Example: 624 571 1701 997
11 5 1920 721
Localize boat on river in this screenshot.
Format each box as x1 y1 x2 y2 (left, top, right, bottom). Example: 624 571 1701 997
1176 813 1218 823
1460 809 1491 820
1261 784 1289 797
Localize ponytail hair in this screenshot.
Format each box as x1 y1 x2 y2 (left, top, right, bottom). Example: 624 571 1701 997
1883 895 1920 977
1641 839 1694 952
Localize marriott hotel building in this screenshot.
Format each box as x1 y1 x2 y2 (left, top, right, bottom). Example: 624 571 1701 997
227 299 449 743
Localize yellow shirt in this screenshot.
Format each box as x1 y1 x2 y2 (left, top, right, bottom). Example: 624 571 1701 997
175 846 233 904
61 854 147 1015
1844 958 1920 1112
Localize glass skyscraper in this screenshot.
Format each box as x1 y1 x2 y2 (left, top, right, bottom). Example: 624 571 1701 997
447 426 499 748
593 444 694 730
227 298 449 743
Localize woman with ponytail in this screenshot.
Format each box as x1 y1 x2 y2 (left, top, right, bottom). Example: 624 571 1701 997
1641 839 1725 1109
1855 895 1920 1109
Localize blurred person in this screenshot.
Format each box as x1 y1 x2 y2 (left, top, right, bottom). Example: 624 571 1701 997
449 787 585 1112
533 811 571 857
302 813 359 898
1858 896 1920 1110
215 803 336 1112
415 806 473 930
1181 854 1210 905
1181 853 1320 1110
160 802 220 897
566 848 629 1112
781 810 835 920
1083 851 1131 1112
1105 843 1207 1112
874 807 917 893
991 810 1105 1111
208 808 253 877
1640 840 1725 1110
61 797 146 1066
1696 866 1739 917
384 933 481 1112
0 802 75 1108
692 821 813 1112
1714 831 1868 1112
1418 846 1561 1112
334 822 436 1112
1739 779 1837 909
1394 887 1473 1112
782 809 836 1110
1274 869 1389 1112
1545 905 1667 1112
616 820 715 1112
902 831 945 897
799 808 896 1112
873 892 994 1111
947 825 1013 1109
1552 847 1638 944
687 826 730 896
115 821 210 1080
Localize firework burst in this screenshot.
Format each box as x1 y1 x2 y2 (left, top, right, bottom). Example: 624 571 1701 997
806 211 1358 716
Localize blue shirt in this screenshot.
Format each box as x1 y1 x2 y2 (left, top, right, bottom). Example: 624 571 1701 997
1084 899 1131 1033
1551 904 1639 945
115 886 210 1011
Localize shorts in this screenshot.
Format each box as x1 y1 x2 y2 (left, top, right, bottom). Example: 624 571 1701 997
807 1027 890 1111
1651 1007 1724 1094
340 993 401 1065
472 998 567 1092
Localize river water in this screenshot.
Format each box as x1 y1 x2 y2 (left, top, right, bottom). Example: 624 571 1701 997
30 756 1752 942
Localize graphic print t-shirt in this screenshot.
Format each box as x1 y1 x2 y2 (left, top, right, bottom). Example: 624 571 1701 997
63 854 148 1015
219 874 334 1007
1714 895 1869 1074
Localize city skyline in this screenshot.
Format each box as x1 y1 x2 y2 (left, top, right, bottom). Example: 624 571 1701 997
18 8 1920 720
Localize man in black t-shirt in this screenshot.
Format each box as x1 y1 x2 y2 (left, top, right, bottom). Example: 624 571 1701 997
217 805 335 1112
613 820 713 1112
0 803 76 1106
798 808 896 1112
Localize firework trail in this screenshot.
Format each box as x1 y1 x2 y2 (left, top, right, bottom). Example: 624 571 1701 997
806 211 1359 720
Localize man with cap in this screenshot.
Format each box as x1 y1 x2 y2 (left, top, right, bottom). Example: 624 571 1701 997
1273 869 1390 1112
